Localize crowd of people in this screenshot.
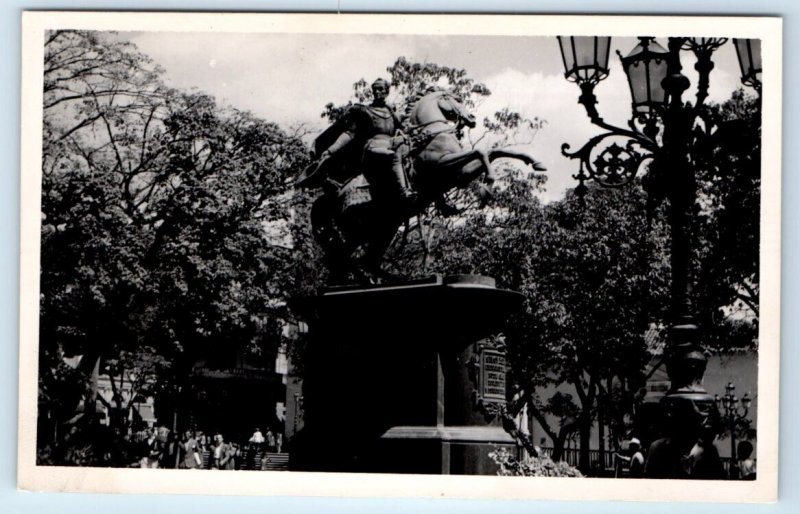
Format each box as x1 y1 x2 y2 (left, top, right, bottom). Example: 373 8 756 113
135 427 285 470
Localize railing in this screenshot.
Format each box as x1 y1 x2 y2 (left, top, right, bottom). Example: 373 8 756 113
239 450 290 471
535 447 745 478
536 447 600 468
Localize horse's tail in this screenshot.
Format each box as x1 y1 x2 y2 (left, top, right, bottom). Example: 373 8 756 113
310 194 340 249
487 149 547 171
312 193 357 283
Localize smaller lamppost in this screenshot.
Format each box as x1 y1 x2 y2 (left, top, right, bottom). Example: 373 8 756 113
293 391 304 434
715 382 753 479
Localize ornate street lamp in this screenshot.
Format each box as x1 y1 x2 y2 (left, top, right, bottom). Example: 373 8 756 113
715 382 753 479
733 38 763 94
556 35 760 476
686 37 729 106
558 36 611 85
557 36 611 125
618 37 670 117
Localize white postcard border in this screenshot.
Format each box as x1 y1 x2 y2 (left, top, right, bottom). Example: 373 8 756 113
18 11 782 502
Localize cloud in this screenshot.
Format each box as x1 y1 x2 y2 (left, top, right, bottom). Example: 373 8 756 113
474 67 633 203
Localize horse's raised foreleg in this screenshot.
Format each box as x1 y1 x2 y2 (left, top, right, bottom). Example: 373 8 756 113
434 148 494 184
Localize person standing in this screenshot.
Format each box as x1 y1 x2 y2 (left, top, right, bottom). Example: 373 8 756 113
160 430 180 469
249 427 265 445
247 428 264 469
628 438 646 478
199 433 211 469
615 438 645 478
231 442 243 470
211 434 222 469
140 428 163 469
218 437 236 470
737 441 757 480
181 430 201 469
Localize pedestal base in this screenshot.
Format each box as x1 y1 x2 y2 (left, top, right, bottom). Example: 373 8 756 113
290 275 522 475
378 426 515 475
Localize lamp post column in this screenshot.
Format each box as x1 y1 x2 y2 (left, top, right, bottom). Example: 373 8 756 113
657 40 715 427
662 37 693 329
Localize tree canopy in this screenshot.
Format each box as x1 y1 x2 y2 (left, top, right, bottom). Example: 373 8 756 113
693 90 761 349
39 30 309 463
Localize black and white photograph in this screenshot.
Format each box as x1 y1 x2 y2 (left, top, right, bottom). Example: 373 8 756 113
17 12 781 501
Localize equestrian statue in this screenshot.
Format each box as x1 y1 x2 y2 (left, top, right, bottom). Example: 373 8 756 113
295 78 546 284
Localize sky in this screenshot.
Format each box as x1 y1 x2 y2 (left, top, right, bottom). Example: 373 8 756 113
120 31 747 202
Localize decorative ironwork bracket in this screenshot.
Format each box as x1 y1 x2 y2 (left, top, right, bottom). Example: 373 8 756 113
563 83 660 197
562 129 654 196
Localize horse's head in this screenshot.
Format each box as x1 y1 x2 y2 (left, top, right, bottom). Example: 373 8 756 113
438 93 476 129
408 90 476 129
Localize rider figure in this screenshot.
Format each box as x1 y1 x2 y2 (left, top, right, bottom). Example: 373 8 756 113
303 78 416 207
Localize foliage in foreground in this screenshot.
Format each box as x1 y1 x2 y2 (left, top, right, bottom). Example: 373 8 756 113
489 447 583 478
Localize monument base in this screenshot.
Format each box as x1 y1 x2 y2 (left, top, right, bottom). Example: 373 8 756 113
290 275 523 475
377 426 515 475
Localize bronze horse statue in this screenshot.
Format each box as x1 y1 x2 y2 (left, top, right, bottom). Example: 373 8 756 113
307 90 545 283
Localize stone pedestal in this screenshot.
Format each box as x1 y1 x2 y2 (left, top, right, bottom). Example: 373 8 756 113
290 275 522 475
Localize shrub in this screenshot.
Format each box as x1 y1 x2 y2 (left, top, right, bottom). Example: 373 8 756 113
489 446 583 477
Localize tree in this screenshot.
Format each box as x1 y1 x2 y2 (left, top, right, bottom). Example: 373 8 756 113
532 185 668 468
96 346 171 430
39 31 309 463
693 89 761 351
41 29 176 440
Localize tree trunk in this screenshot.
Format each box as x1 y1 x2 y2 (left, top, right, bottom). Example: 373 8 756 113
527 395 563 460
609 376 621 452
598 396 606 474
551 418 580 462
80 351 102 423
552 431 568 462
578 410 592 472
570 373 596 473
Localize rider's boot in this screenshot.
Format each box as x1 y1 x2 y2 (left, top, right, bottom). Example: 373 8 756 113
390 152 417 206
